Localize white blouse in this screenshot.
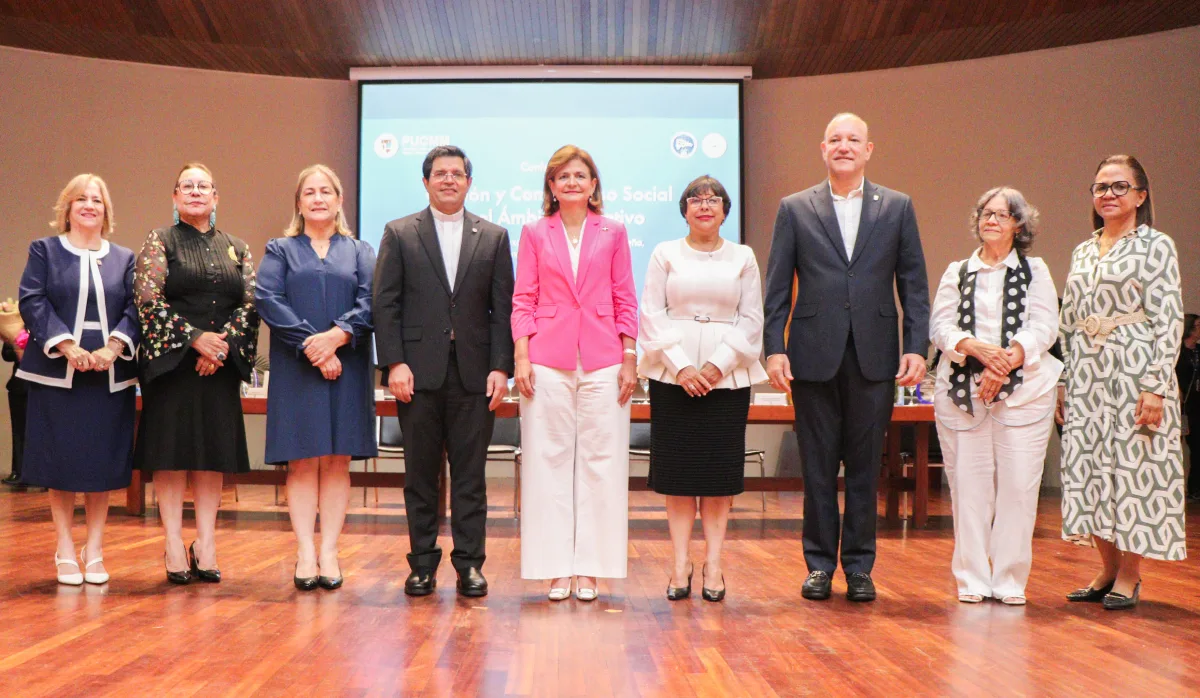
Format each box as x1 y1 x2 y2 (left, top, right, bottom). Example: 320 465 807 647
929 248 1062 427
638 238 769 389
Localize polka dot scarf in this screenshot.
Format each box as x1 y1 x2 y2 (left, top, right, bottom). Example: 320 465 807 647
950 254 1031 416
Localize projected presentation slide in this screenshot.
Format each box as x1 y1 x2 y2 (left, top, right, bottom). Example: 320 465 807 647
358 80 742 297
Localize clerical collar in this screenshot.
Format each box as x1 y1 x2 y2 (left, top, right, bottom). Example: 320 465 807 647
431 207 465 223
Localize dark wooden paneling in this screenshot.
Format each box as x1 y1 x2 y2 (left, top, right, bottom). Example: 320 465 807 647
0 1 1197 78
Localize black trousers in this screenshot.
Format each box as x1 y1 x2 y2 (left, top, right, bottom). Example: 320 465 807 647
8 388 26 480
791 334 895 575
397 351 494 573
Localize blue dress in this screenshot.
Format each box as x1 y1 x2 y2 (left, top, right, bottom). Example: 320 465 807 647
17 237 140 492
256 234 377 465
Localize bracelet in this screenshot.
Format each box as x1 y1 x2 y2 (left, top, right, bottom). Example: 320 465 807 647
622 348 637 356
14 329 29 351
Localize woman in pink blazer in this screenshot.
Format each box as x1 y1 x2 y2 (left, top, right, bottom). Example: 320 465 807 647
512 145 638 602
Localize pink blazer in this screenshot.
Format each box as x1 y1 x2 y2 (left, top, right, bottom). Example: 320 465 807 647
512 213 638 371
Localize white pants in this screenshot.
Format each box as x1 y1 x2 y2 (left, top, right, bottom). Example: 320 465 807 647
937 402 1054 599
520 361 630 579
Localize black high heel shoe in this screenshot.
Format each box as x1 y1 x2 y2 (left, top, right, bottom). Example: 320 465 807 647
701 563 725 603
294 563 319 591
165 553 191 585
1103 581 1141 610
666 564 693 601
317 556 344 590
189 542 222 583
1066 579 1115 602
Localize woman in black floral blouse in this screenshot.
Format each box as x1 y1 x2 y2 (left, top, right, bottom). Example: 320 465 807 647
133 163 258 585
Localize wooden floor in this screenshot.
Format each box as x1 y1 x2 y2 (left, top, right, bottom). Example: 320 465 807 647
1 483 1198 697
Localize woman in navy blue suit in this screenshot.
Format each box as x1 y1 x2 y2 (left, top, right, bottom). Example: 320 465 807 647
18 174 139 585
256 165 377 590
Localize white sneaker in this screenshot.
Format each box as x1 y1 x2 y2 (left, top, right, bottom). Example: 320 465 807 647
55 552 83 585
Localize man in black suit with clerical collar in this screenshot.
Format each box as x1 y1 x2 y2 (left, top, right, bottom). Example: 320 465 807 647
763 113 930 602
374 145 515 597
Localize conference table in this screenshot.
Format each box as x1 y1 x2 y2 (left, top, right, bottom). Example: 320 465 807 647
127 398 935 526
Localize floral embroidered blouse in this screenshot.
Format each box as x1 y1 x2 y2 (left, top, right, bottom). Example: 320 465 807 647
134 222 259 384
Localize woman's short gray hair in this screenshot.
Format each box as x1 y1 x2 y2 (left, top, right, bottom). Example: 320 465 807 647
969 186 1039 254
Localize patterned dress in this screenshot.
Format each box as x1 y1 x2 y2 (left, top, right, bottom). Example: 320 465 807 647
1059 224 1185 560
132 223 259 473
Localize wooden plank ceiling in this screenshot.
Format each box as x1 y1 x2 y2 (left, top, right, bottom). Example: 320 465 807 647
0 0 1196 79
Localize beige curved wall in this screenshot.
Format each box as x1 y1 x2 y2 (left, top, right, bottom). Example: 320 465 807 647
0 26 1197 473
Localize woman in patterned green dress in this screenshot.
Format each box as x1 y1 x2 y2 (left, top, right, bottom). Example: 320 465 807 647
1057 155 1184 610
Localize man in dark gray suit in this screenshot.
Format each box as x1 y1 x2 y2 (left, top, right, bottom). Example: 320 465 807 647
764 113 930 602
374 145 514 598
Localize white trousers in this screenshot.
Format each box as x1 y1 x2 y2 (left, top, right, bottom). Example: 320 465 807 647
937 403 1054 599
520 361 630 579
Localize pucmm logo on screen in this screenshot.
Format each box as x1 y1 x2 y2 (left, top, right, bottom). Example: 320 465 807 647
375 133 451 158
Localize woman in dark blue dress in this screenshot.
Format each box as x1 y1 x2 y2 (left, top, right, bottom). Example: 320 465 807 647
18 174 139 585
256 165 376 590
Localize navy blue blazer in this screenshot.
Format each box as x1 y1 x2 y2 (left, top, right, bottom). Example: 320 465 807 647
17 236 139 390
763 179 930 383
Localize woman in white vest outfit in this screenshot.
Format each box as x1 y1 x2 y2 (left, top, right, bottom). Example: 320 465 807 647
929 186 1061 605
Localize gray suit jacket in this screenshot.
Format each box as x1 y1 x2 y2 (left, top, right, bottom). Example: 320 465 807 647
763 179 930 383
373 207 514 393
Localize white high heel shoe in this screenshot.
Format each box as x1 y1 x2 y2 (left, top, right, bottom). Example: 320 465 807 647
81 548 110 585
575 578 598 602
55 552 83 585
548 578 572 601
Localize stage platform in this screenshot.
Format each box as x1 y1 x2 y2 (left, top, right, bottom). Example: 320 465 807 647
0 485 1196 696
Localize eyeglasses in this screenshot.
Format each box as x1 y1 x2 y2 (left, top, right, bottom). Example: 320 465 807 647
979 209 1014 223
176 180 215 195
429 171 467 182
686 196 723 209
1090 181 1142 197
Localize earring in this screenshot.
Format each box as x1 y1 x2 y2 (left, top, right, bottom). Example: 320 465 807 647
209 207 217 228
172 205 180 225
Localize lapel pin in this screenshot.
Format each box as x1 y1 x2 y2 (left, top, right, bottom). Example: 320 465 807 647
472 227 478 233
601 226 609 232
873 194 879 201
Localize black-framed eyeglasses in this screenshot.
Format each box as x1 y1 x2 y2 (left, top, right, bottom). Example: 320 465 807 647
979 209 1014 223
1090 181 1141 198
686 196 723 209
176 180 215 195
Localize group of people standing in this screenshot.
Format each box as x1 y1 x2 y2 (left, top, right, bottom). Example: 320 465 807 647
5 112 1187 612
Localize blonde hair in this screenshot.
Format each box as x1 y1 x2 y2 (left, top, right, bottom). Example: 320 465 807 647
284 164 354 237
51 174 114 236
175 162 214 190
542 145 603 216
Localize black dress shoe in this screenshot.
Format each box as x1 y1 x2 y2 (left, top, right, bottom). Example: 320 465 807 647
666 564 694 601
846 572 876 602
1103 581 1141 610
801 570 832 600
701 564 725 603
189 542 221 583
164 553 191 585
294 563 319 591
1066 579 1115 602
405 569 436 596
456 567 488 597
2 473 26 488
318 574 344 590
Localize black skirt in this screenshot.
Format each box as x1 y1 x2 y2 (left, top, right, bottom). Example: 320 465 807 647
134 356 250 473
647 380 751 496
